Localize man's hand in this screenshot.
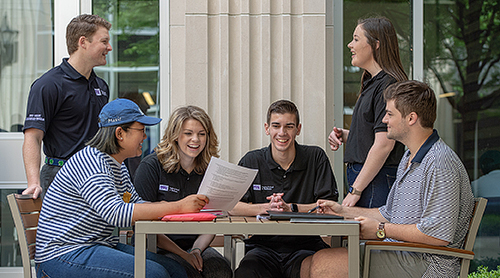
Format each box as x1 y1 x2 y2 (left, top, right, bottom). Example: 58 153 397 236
355 216 379 240
317 199 342 215
328 127 345 151
22 185 42 199
177 194 209 213
266 193 290 211
341 193 360 207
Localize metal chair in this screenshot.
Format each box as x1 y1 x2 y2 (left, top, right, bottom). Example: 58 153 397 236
363 197 488 278
7 193 42 278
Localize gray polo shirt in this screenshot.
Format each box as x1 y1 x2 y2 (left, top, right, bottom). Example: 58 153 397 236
379 130 475 277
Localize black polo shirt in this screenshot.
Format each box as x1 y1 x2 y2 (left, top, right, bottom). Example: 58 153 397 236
134 152 203 249
344 70 404 166
239 142 338 203
23 58 109 160
238 142 338 253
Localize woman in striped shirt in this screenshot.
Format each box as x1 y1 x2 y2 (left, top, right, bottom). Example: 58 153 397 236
35 98 208 278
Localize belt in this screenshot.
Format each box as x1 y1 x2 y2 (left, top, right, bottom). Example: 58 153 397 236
45 157 66 167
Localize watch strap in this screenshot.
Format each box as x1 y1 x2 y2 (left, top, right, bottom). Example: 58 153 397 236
349 187 362 196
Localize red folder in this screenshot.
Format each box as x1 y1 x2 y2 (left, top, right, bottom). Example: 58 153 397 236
161 212 217 221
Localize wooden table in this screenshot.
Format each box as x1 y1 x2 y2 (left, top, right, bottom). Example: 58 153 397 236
134 216 360 278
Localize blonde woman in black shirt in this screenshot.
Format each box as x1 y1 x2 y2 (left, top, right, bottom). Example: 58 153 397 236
134 105 231 278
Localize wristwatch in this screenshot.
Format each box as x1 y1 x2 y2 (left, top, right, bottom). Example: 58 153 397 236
348 186 362 196
376 222 386 239
291 203 299 212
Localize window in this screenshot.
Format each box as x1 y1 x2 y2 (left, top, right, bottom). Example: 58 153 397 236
0 0 53 133
424 1 500 272
93 0 160 176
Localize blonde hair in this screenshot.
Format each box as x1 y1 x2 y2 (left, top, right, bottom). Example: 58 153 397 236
155 106 219 174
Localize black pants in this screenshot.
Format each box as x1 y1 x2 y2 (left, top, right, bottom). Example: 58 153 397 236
234 244 315 278
40 164 62 199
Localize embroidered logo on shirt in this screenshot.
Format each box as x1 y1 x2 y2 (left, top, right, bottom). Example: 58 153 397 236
253 184 261 190
26 114 44 122
159 184 180 193
262 185 274 191
94 88 102 96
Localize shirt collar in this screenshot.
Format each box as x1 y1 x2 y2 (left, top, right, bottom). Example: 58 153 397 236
362 70 387 88
61 58 96 81
264 141 307 171
411 129 440 163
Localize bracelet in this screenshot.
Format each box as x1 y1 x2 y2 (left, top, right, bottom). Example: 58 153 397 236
189 247 202 253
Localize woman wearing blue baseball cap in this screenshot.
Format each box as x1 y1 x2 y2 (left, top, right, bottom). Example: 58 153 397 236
35 98 208 278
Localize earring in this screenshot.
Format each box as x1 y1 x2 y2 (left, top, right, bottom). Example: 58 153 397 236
120 137 123 140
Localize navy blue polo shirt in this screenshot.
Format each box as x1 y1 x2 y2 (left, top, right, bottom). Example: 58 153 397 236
23 58 109 160
344 70 405 166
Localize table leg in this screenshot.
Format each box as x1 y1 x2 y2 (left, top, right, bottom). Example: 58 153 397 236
135 232 147 278
348 234 360 278
223 235 235 270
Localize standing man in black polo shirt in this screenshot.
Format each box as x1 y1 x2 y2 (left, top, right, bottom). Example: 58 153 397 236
230 99 339 278
22 14 112 199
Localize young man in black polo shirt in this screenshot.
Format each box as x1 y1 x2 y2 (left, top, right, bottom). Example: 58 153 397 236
22 15 112 198
230 99 339 278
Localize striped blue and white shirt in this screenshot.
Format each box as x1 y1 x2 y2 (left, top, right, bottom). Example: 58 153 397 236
379 130 475 278
35 146 144 263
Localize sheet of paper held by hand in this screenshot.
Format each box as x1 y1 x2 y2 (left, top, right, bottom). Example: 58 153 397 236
197 156 258 211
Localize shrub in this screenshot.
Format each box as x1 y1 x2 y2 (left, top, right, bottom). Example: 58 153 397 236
468 266 500 277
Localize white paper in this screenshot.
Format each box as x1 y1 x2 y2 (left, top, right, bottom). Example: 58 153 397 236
197 156 258 211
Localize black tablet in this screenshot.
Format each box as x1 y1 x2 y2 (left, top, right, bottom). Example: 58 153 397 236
266 211 343 220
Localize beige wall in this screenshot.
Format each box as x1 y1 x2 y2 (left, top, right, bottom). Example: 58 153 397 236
169 0 336 165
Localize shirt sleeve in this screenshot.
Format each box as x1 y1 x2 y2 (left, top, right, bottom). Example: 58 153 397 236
313 150 339 201
80 173 135 227
238 154 255 203
23 79 60 133
373 84 390 133
416 167 461 243
134 154 162 202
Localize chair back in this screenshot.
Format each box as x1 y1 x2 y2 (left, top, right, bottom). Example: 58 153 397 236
458 197 488 277
463 197 487 251
7 194 42 278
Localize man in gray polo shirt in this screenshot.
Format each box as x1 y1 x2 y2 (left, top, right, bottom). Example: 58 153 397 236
301 80 475 278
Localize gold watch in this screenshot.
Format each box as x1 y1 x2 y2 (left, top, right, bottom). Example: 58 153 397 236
376 222 386 239
348 186 362 196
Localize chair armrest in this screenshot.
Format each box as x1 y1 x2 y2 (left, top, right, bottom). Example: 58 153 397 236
364 241 474 260
119 230 134 245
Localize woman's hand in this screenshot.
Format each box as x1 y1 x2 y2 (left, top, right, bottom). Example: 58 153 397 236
329 127 345 151
177 194 209 213
181 249 203 272
342 193 361 207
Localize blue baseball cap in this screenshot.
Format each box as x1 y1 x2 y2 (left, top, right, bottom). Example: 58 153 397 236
99 98 161 127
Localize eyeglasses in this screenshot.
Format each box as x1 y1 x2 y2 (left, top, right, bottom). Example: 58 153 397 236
128 127 145 134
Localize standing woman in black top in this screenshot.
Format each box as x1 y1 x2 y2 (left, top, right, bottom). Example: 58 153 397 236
134 105 232 278
329 17 408 208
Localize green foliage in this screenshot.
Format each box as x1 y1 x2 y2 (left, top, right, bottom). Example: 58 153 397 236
468 265 500 277
93 0 159 67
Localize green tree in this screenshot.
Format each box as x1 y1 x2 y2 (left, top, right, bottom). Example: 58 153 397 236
93 0 159 67
424 0 500 169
